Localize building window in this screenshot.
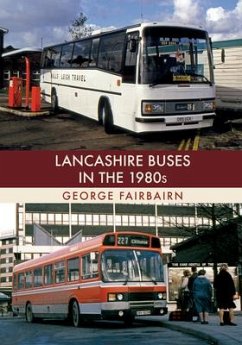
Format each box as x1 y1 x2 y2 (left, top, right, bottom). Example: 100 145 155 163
71 214 78 225
48 213 55 223
55 214 62 224
33 213 40 223
63 213 69 224
100 214 106 225
40 213 47 223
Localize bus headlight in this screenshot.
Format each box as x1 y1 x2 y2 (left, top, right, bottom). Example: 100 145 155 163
117 293 124 301
203 100 215 111
157 292 166 300
108 293 117 302
142 102 165 115
108 293 124 302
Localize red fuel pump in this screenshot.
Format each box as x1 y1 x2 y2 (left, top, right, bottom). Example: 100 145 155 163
8 77 22 108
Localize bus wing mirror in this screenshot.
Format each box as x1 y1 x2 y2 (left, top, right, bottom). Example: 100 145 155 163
129 39 137 53
221 48 225 63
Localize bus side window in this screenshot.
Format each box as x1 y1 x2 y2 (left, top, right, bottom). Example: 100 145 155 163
123 32 139 83
13 274 17 290
67 257 80 282
82 252 99 279
33 268 43 287
25 271 33 288
44 264 53 285
17 272 25 289
54 261 65 284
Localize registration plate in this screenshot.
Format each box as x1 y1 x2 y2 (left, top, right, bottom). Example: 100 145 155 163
176 116 194 123
136 310 151 316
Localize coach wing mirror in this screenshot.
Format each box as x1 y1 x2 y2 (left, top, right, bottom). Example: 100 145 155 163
129 38 137 53
221 48 225 63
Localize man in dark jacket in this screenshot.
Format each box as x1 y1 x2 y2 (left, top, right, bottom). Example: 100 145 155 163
214 263 237 326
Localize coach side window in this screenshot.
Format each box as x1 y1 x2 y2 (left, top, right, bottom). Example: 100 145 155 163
89 38 100 67
60 43 74 68
68 257 80 281
54 261 65 283
44 264 53 285
52 46 62 68
41 49 53 68
72 40 92 68
98 32 126 73
34 268 43 287
123 32 139 83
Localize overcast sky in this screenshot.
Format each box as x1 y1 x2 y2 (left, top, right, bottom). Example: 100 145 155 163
0 0 242 49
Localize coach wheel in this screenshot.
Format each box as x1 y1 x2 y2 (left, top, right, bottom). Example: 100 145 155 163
71 300 81 327
101 101 115 134
26 303 35 323
51 92 59 113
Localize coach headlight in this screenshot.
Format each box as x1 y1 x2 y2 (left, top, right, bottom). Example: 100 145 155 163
203 100 215 111
142 101 165 115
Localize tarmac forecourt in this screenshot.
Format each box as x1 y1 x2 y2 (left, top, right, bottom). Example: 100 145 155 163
1 313 242 344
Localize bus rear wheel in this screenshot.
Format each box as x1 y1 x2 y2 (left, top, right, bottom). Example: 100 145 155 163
101 100 115 134
71 300 81 327
51 91 59 113
25 303 35 323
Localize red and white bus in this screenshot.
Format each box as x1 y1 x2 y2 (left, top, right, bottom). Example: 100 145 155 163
40 22 215 134
12 232 167 326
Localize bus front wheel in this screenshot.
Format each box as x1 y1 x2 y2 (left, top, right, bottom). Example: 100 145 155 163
25 303 35 323
71 300 81 327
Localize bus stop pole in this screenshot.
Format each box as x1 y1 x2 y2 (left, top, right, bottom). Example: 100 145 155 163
25 56 30 109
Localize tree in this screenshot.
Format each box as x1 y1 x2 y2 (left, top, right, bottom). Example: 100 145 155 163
69 12 94 40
